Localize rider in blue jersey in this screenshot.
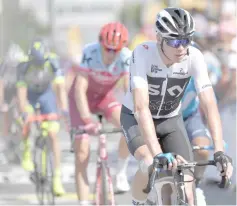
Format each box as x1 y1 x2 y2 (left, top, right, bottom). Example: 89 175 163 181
181 41 222 206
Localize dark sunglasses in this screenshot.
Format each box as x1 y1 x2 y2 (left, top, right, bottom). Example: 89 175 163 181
164 38 191 48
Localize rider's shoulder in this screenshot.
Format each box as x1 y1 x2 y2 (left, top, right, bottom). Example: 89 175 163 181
82 42 99 54
119 47 132 60
46 52 59 59
189 46 204 59
133 41 157 54
19 55 29 63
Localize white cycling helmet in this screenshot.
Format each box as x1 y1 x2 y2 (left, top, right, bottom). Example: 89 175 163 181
5 43 26 66
156 7 195 39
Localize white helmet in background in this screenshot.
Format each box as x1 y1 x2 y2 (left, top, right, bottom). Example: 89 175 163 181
5 43 26 66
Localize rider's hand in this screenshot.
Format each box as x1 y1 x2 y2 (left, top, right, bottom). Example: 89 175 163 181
214 151 233 179
154 153 187 170
81 118 101 136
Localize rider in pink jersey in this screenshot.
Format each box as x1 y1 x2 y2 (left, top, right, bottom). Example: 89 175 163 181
67 22 131 204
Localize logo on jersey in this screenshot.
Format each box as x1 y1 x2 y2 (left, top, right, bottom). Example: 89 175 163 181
121 58 130 68
202 84 212 89
81 54 92 66
147 76 191 116
143 45 149 50
173 68 188 75
151 65 162 73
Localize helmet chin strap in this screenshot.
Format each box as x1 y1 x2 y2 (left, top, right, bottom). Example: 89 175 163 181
160 39 172 61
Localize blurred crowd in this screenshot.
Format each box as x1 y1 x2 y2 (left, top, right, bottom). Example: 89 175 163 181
129 7 236 110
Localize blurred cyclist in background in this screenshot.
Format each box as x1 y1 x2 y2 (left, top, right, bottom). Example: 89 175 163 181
181 41 222 206
16 39 68 196
0 43 27 163
66 22 131 204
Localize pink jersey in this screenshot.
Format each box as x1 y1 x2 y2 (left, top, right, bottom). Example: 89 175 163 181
70 42 131 104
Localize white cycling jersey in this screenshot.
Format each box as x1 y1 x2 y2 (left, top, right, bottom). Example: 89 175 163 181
123 41 212 119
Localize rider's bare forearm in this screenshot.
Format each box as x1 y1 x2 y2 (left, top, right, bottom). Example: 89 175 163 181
17 87 28 113
206 104 224 152
65 70 76 94
75 87 91 120
199 89 224 152
56 83 68 111
135 107 162 157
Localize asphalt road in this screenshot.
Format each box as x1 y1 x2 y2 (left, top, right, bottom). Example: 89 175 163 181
0 103 236 205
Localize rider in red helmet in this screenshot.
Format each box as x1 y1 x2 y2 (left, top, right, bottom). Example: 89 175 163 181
66 22 131 204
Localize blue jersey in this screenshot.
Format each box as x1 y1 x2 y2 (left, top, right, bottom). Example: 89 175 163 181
181 78 199 119
182 46 222 119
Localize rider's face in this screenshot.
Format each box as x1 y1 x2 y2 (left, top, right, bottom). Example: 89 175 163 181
102 46 120 65
157 35 190 63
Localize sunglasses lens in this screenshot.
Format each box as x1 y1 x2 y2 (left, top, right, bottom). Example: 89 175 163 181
166 39 190 48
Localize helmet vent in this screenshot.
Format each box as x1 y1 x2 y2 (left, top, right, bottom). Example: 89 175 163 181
174 9 181 18
156 21 168 33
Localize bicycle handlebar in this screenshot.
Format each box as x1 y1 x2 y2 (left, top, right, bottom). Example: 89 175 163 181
26 114 61 123
22 114 61 135
144 160 231 194
71 128 122 135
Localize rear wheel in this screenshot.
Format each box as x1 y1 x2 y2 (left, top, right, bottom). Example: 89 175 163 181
34 136 55 205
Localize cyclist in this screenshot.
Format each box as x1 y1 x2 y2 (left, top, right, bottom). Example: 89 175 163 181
0 44 26 163
67 22 131 204
181 40 223 206
16 40 68 196
0 44 27 138
120 8 233 205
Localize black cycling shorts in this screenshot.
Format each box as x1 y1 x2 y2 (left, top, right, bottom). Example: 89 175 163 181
120 105 193 162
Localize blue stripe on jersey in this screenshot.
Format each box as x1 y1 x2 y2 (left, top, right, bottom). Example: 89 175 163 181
182 77 199 119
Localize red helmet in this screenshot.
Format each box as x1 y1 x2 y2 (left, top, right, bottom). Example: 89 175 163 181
99 22 129 51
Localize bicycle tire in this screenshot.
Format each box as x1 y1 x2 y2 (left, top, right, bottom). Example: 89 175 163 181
147 176 197 205
34 136 45 205
94 161 112 205
33 136 55 205
44 138 55 205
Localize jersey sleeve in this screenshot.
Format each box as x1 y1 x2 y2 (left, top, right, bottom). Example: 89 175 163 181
16 62 28 87
120 47 132 74
79 46 91 72
49 54 63 75
47 54 65 85
190 48 212 94
130 45 148 91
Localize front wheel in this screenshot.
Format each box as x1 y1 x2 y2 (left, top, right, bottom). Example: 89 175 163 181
33 136 55 205
95 161 115 205
146 175 197 205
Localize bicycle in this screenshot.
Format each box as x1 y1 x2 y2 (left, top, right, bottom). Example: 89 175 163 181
144 145 231 205
22 103 60 205
71 114 122 206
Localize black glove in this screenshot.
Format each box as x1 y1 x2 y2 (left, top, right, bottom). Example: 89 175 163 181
214 151 232 171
